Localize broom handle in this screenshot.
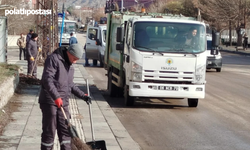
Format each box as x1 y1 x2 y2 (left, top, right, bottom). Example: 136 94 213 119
61 107 68 120
86 79 95 142
30 51 40 75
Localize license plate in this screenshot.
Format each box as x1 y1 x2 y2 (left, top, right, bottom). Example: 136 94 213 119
208 61 212 64
158 86 178 91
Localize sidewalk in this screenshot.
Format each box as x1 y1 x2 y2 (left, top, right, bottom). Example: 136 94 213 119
220 45 250 56
0 47 141 150
7 35 19 49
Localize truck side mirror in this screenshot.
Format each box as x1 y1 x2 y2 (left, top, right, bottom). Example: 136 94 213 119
211 31 220 55
116 43 124 51
212 32 220 47
116 27 124 42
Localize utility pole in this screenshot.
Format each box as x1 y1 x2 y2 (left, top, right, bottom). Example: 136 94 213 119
244 0 246 29
36 0 58 58
59 3 65 47
80 7 81 22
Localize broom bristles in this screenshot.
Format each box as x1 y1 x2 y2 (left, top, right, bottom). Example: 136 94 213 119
71 137 92 150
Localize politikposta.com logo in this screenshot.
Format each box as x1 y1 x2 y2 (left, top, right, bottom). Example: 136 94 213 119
5 8 51 16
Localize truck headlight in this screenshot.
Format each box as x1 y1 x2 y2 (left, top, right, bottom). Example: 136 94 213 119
132 72 142 81
132 61 142 72
215 55 222 59
131 62 142 81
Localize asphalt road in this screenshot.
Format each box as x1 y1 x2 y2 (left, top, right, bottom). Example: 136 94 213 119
77 33 250 150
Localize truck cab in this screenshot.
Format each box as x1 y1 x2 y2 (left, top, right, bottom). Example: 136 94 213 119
86 24 107 67
104 10 220 107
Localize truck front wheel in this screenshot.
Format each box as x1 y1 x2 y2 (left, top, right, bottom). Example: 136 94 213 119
108 71 116 97
124 85 134 106
188 98 198 107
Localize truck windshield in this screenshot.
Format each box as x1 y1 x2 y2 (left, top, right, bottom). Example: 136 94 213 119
132 22 206 54
58 21 77 34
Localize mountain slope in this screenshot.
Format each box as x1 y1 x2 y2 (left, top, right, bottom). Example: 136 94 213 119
58 0 106 8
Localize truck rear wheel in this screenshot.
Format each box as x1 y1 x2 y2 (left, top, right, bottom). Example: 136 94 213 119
188 98 198 107
124 85 134 106
108 71 116 97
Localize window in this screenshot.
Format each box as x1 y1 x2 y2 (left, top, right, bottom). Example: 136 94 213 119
103 30 107 42
88 29 97 40
126 22 132 45
132 22 206 54
58 21 77 34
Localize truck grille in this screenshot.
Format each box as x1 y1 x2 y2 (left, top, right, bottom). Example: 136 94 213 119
143 70 194 83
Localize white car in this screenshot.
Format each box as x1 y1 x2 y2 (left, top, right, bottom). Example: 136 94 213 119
85 24 107 67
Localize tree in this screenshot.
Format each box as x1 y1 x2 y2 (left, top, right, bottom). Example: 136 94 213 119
193 0 250 46
0 0 36 35
147 0 197 17
92 7 106 22
147 0 168 13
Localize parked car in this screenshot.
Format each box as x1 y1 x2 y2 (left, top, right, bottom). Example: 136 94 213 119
85 24 107 67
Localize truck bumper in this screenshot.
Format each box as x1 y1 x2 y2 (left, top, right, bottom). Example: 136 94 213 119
129 82 205 99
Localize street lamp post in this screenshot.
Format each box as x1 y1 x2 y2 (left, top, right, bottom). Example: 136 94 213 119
79 6 81 22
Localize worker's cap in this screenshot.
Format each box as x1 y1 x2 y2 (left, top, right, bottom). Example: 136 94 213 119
67 43 83 59
31 33 38 39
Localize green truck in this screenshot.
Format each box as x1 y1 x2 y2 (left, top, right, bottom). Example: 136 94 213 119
104 8 219 107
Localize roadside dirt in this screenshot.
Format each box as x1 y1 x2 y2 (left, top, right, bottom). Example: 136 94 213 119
0 74 40 135
0 84 23 135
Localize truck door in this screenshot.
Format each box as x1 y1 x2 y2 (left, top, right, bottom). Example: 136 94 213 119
86 27 99 60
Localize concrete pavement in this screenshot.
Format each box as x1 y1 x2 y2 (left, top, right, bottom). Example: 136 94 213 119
0 36 141 150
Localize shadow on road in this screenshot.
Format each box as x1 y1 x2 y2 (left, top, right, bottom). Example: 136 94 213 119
100 90 189 109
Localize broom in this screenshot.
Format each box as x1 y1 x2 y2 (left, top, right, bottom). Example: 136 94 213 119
61 107 91 150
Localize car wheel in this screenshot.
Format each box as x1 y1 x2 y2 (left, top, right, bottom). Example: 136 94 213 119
188 98 198 107
216 68 221 72
99 54 104 67
93 59 98 66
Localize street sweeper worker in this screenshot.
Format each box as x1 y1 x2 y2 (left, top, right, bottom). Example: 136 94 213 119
38 43 91 150
27 33 40 77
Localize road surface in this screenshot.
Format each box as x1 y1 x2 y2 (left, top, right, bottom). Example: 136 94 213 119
78 32 250 150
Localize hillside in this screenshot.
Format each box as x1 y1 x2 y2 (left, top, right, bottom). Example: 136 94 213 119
58 0 106 8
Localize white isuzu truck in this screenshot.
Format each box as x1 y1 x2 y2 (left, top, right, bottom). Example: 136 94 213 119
104 4 219 107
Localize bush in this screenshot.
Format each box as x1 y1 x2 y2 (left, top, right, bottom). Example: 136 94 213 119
0 63 20 83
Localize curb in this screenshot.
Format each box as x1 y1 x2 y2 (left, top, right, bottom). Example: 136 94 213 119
0 70 20 110
77 64 141 150
220 49 250 56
